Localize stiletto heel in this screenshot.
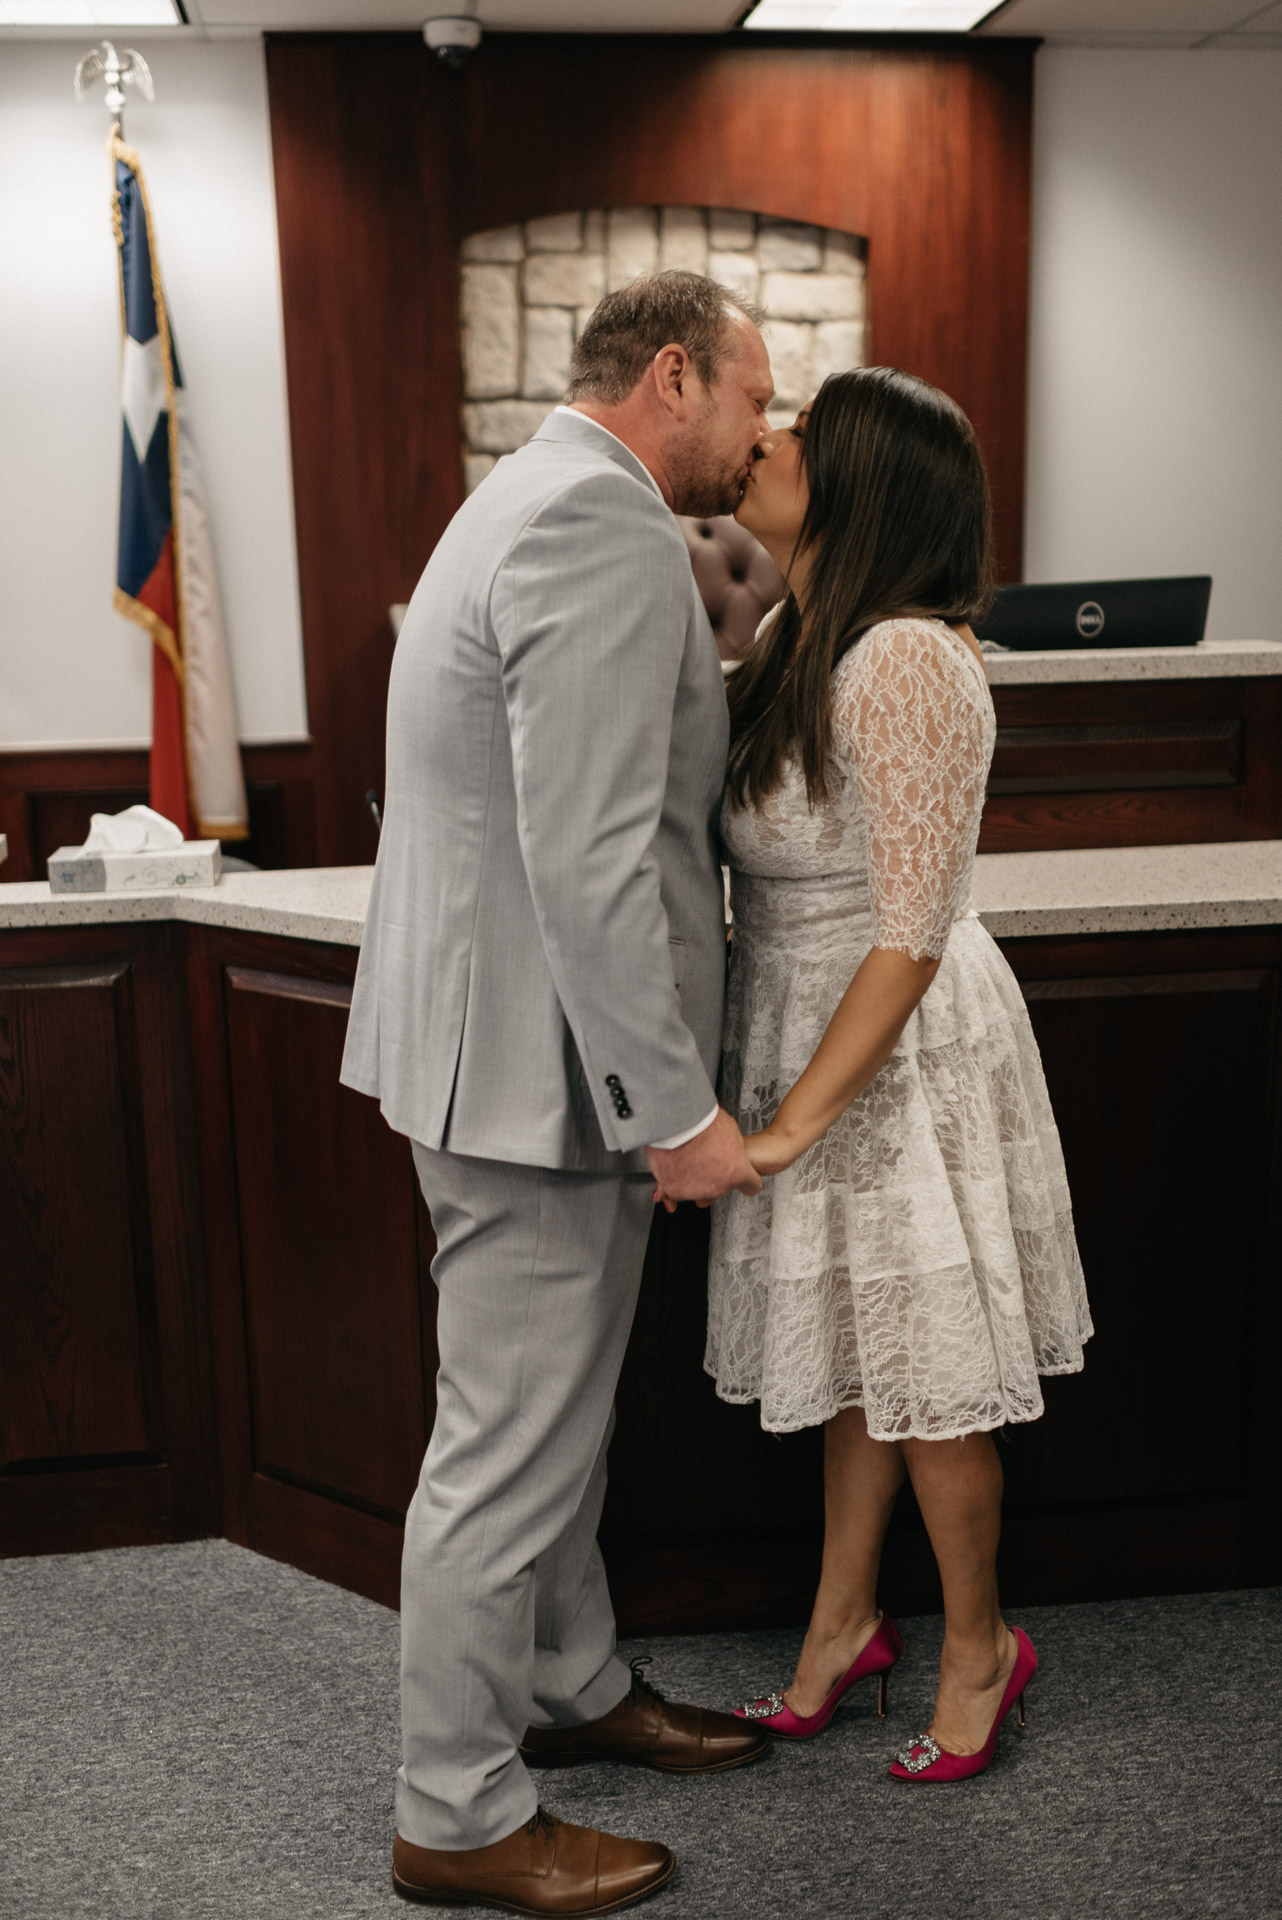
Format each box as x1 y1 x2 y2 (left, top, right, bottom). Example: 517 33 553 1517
888 1626 1037 1784
734 1614 902 1740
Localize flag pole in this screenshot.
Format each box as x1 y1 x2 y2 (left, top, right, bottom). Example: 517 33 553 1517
76 40 250 846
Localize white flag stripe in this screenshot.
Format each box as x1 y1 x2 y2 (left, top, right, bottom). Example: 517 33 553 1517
121 332 166 462
175 391 248 836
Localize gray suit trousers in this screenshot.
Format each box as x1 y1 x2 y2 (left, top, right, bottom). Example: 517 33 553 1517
399 1144 655 1850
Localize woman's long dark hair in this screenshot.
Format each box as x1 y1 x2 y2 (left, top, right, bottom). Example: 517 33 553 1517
725 366 996 810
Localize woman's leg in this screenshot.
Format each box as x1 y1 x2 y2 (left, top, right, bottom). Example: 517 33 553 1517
786 1405 905 1716
900 1431 1017 1754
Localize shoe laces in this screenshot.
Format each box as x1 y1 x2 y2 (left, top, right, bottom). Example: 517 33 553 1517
525 1807 556 1839
628 1654 666 1704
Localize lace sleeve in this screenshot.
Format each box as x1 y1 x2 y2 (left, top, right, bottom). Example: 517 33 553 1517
834 619 992 961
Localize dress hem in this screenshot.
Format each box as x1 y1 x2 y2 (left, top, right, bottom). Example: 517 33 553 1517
704 1345 1090 1443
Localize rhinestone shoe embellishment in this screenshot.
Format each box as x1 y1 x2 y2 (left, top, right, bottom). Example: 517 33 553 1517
740 1692 787 1720
895 1732 943 1774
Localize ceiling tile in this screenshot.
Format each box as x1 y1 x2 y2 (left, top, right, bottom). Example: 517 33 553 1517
190 0 745 29
979 0 1255 36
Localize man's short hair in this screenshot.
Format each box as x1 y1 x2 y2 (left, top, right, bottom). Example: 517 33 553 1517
568 270 764 405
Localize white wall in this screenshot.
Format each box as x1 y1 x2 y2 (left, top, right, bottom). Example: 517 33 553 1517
1024 49 1282 642
0 39 307 748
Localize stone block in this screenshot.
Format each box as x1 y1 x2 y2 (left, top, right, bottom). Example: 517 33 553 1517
524 252 606 309
606 206 658 289
708 207 754 251
823 228 865 277
709 250 760 306
757 221 823 272
522 305 574 400
464 453 497 495
461 224 523 263
460 264 519 399
659 206 707 276
582 209 606 251
525 211 582 253
811 321 864 387
762 271 862 322
463 400 553 455
762 320 812 410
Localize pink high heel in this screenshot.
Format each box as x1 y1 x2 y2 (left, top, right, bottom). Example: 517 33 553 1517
888 1626 1037 1783
734 1614 902 1739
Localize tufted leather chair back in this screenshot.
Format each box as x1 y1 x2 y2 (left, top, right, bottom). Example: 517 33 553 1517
679 515 786 662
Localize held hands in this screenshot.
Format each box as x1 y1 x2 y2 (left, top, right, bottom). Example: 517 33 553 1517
646 1106 762 1213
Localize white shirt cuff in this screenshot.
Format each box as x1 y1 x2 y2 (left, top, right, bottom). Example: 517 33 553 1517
648 1105 719 1152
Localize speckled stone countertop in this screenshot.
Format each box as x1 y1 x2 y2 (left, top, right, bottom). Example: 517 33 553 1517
3 844 1282 945
0 866 372 946
983 637 1282 684
971 841 1282 938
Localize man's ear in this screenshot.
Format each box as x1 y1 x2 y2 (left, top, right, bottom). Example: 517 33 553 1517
651 343 695 419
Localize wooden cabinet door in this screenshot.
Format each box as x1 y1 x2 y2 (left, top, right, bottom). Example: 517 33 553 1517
187 929 436 1607
0 924 216 1555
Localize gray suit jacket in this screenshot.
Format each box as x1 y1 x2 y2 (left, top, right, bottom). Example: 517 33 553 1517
340 411 729 1172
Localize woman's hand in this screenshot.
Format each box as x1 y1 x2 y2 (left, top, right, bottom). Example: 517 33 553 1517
744 1126 802 1177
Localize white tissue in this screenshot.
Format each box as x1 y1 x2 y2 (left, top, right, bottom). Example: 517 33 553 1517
82 805 185 854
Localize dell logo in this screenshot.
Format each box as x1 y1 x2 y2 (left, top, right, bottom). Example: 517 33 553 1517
1076 600 1105 638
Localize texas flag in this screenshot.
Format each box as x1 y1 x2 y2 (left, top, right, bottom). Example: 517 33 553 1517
111 130 248 842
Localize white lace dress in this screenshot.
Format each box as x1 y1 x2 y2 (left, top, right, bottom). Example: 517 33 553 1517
706 616 1092 1440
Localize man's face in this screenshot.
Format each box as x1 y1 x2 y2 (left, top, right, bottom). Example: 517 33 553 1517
668 316 773 518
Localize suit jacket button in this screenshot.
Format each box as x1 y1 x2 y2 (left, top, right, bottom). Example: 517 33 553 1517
618 1103 633 1119
605 1074 621 1089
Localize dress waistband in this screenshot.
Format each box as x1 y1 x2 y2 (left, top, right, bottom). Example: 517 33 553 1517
729 869 975 955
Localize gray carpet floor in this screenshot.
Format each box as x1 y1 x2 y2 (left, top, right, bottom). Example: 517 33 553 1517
2 1541 1280 1919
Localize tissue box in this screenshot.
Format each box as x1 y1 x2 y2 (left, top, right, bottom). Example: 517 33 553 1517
48 840 222 894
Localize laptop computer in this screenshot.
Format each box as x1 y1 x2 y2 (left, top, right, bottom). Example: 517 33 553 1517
974 576 1212 650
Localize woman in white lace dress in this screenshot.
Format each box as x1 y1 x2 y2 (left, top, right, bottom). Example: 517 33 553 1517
706 368 1092 1783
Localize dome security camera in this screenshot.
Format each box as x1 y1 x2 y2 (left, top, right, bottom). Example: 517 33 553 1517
423 14 482 69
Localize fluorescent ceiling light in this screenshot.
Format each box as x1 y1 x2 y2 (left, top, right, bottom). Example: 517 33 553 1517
0 1 182 22
743 1 992 27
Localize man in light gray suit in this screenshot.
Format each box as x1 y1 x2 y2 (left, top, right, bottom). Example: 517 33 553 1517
342 273 773 1916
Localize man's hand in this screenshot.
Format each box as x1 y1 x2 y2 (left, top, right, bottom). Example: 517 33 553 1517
646 1107 762 1211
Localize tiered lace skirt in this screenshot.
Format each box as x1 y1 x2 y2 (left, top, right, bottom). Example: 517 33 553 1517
706 875 1092 1440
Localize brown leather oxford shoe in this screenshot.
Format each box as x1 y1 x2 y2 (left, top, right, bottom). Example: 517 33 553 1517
392 1807 675 1915
519 1657 769 1775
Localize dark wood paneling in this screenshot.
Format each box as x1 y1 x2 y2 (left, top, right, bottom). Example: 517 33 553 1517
989 719 1241 794
264 31 1034 866
604 1207 824 1542
980 677 1282 852
0 956 156 1470
185 927 431 1568
0 1465 176 1557
223 965 426 1519
244 1471 404 1612
1006 968 1269 1507
0 922 218 1556
0 742 317 883
6 915 1279 1626
265 36 459 870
